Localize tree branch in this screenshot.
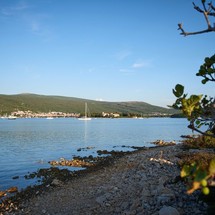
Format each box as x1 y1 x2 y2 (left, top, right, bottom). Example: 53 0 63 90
178 1 215 36
209 2 215 12
208 2 215 16
188 124 215 138
178 23 215 36
193 1 215 16
193 2 205 13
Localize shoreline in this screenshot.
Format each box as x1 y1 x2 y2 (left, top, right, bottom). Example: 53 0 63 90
1 143 209 214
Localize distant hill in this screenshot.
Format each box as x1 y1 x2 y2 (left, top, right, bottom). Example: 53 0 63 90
0 93 178 116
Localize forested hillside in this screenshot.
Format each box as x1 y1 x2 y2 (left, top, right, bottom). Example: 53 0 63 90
0 94 178 116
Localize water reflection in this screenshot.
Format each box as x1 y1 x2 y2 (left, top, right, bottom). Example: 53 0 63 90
84 120 89 143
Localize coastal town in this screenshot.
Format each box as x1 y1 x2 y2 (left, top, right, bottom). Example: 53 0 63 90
0 110 172 119
8 110 80 118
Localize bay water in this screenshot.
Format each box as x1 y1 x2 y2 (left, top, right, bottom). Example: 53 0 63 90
0 118 192 191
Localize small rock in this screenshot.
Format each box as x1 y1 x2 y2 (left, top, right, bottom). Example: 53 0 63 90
113 186 119 191
42 209 46 214
159 206 180 215
12 176 19 180
51 179 63 186
141 188 151 197
121 201 130 210
157 193 175 204
96 194 106 206
7 186 18 193
159 176 168 185
178 201 183 207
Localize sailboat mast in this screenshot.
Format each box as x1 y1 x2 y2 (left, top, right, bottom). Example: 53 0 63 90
78 102 91 120
85 102 87 118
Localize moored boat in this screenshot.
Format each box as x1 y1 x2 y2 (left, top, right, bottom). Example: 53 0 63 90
78 103 91 121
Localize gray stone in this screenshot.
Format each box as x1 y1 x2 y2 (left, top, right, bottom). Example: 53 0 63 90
159 176 168 185
157 192 175 204
95 194 107 206
121 201 130 210
178 201 183 207
159 206 180 215
51 179 63 186
42 209 46 214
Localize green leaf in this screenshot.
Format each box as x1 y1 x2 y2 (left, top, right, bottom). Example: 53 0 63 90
190 95 203 104
205 57 210 63
173 84 184 98
194 169 207 182
209 158 215 175
207 68 214 74
181 95 202 118
181 165 191 178
190 162 197 174
197 66 206 76
202 79 208 84
195 120 203 128
210 54 215 62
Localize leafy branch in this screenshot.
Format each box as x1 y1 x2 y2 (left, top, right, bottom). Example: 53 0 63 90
181 157 215 195
173 0 215 195
172 54 215 138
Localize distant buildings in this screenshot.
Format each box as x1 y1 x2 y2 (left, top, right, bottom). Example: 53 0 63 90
102 112 120 118
4 110 171 119
11 110 80 118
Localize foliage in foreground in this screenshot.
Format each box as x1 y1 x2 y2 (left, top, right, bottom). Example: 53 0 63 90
172 0 215 195
173 54 215 195
172 54 215 138
181 134 215 149
181 158 215 195
179 135 215 195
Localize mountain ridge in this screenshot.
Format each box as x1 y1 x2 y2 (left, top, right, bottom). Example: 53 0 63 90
0 93 178 116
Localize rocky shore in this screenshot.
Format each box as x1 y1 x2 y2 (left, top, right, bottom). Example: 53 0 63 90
1 144 209 215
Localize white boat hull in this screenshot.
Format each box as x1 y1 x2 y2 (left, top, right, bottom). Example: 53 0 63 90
78 117 91 121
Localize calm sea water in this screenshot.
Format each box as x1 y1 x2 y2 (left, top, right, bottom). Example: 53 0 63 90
0 118 192 191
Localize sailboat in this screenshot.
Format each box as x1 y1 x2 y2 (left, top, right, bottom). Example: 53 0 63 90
138 113 144 119
78 102 92 120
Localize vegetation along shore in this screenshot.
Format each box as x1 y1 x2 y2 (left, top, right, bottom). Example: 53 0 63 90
1 137 215 215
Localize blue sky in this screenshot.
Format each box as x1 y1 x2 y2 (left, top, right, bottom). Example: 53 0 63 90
0 0 214 107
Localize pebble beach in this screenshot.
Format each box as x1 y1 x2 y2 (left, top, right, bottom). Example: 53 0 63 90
2 144 209 215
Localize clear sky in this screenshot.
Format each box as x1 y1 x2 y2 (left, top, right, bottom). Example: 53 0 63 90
0 0 214 107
